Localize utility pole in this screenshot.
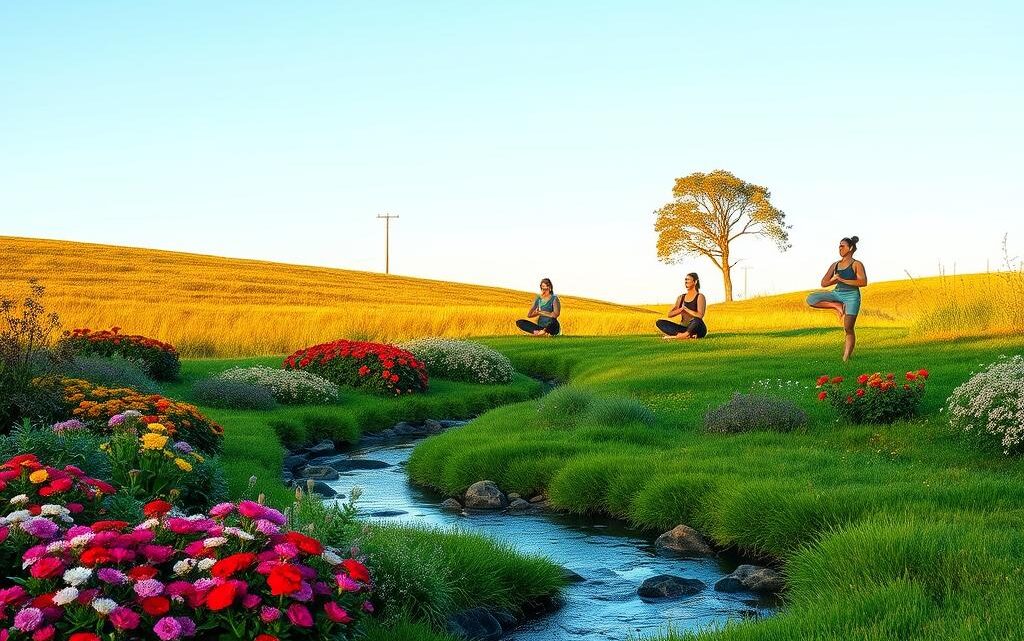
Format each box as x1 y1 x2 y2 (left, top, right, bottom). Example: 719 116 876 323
741 266 753 299
376 213 399 275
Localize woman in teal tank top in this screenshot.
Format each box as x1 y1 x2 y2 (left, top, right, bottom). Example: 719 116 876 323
516 278 561 336
806 236 868 361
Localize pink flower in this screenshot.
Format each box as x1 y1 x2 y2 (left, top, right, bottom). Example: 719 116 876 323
97 568 128 584
260 606 281 623
110 606 141 630
254 519 280 536
134 579 164 598
208 503 234 518
237 500 265 520
324 601 352 624
153 616 182 640
242 593 261 608
14 607 43 632
336 574 360 592
286 603 314 627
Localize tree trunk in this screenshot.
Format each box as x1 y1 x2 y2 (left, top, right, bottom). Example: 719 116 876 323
721 261 734 302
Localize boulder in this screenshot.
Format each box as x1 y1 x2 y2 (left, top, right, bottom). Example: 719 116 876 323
299 465 340 481
715 565 784 594
368 509 408 518
441 499 464 512
446 607 503 641
528 494 548 504
440 419 469 428
507 498 532 512
307 481 338 498
637 575 705 601
507 492 522 501
464 480 508 509
654 525 715 557
423 418 444 433
392 422 418 436
307 455 392 472
282 455 308 471
560 567 586 583
304 439 336 455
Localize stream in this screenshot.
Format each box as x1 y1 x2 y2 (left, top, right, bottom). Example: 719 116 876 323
327 435 777 640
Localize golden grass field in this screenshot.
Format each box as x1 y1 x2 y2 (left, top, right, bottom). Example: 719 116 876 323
3 236 1021 356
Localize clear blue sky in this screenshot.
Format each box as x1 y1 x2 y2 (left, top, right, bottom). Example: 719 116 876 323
2 1 1022 303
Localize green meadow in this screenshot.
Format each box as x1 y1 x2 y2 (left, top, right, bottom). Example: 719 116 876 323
403 329 1024 640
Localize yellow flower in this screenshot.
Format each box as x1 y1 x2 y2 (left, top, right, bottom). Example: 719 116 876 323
140 432 169 451
174 458 193 472
29 469 49 484
147 423 167 434
193 454 205 464
100 443 111 452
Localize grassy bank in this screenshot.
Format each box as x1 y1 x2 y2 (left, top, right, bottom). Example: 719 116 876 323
164 358 561 635
406 330 1024 640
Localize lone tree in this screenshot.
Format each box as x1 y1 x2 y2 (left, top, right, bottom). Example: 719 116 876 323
654 170 790 301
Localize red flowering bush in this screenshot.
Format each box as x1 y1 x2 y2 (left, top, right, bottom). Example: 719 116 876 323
815 369 929 424
61 328 180 381
284 340 428 396
0 498 373 640
42 378 224 454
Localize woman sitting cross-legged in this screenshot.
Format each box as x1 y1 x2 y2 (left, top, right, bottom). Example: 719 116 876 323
656 272 708 340
516 278 561 337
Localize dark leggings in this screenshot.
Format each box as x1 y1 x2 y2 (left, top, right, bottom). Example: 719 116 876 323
517 319 561 336
656 318 707 338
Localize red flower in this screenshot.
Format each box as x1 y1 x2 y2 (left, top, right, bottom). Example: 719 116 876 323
69 634 100 641
255 636 279 641
857 374 870 385
918 369 929 379
284 531 324 556
905 372 917 381
816 375 829 386
91 520 128 532
817 391 827 401
143 500 172 517
205 582 238 610
29 557 64 579
127 566 158 581
267 564 303 595
211 553 257 578
358 365 370 377
80 547 112 565
845 396 854 404
141 596 170 616
830 376 844 384
341 558 370 583
855 388 865 397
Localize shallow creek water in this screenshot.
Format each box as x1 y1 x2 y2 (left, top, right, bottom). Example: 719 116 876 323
327 437 777 640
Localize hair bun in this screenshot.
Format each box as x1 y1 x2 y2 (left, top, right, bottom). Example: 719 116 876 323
851 236 859 244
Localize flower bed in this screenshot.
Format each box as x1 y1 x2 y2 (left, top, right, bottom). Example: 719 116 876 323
283 340 428 396
61 328 181 382
0 493 373 640
399 338 515 384
947 355 1024 454
815 370 929 424
215 366 339 405
45 378 223 455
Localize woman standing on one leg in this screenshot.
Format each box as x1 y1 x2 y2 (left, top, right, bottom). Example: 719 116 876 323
516 278 561 337
656 273 708 340
806 236 868 361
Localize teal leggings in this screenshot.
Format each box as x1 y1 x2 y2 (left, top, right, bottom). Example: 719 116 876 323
807 289 861 316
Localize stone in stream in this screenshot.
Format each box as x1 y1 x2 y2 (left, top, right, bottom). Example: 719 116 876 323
282 455 308 471
446 607 504 641
307 481 339 498
423 418 444 433
714 565 785 594
507 498 532 512
528 494 547 504
304 439 336 456
464 480 508 509
306 455 392 472
440 419 469 428
368 509 408 518
392 422 418 436
637 575 706 601
299 465 340 481
440 498 464 512
507 492 522 501
654 524 715 557
559 567 586 583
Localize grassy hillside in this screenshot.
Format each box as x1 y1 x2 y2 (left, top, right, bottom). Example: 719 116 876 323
1 236 657 356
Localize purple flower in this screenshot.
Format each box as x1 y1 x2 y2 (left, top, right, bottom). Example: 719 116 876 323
153 616 182 640
173 441 193 454
175 617 196 637
21 517 59 539
134 578 165 598
98 568 128 584
292 581 313 602
14 607 43 631
52 419 87 433
254 519 280 536
107 413 126 427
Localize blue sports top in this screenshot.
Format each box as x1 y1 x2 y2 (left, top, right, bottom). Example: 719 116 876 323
534 295 559 327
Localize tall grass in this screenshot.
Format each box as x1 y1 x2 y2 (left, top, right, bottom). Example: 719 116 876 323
2 236 657 356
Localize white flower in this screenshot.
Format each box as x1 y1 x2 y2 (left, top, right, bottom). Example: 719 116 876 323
224 527 254 541
40 504 69 517
92 598 118 615
947 355 1024 454
4 510 31 524
69 533 95 548
215 366 339 404
135 518 160 530
52 586 79 606
173 559 196 575
321 550 343 565
46 541 68 553
9 494 29 505
202 537 227 548
63 567 93 586
400 338 515 384
197 558 216 570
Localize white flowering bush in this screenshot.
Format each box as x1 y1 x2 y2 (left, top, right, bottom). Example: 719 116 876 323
946 355 1024 454
215 366 340 405
399 338 515 384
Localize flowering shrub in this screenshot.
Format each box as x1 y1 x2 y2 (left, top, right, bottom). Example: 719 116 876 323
816 370 929 424
0 498 373 640
284 340 428 396
0 453 114 571
704 393 807 433
101 413 210 510
45 378 223 455
946 355 1024 454
61 328 181 382
191 378 278 411
215 367 339 405
399 338 515 384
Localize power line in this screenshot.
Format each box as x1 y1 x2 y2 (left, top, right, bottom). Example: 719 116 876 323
376 213 399 275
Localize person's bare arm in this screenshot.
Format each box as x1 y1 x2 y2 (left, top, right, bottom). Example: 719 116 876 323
527 301 539 318
821 262 839 287
667 295 684 319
